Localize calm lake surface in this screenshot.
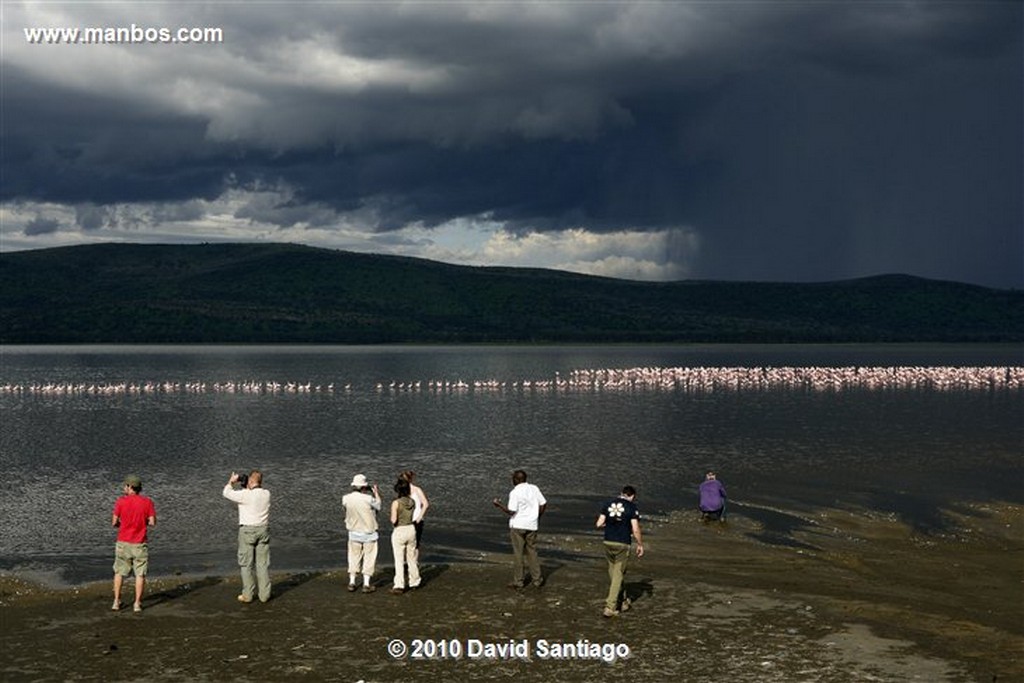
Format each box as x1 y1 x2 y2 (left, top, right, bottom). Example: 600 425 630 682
1 344 1021 585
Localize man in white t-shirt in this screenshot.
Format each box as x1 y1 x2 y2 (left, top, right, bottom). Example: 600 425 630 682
222 470 272 603
492 469 547 589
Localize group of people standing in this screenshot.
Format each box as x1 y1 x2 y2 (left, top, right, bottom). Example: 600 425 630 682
109 467 724 618
339 470 428 595
220 468 429 600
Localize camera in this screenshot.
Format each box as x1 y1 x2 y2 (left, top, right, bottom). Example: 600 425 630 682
235 472 248 487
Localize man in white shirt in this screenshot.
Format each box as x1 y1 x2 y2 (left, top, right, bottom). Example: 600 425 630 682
342 474 382 593
222 470 272 603
492 469 547 589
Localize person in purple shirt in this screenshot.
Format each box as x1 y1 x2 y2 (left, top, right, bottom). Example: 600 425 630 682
698 470 727 522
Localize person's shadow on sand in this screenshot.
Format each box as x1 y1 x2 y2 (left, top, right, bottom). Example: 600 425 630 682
624 578 654 605
146 576 223 607
145 571 321 607
382 562 451 589
270 571 319 598
538 562 566 585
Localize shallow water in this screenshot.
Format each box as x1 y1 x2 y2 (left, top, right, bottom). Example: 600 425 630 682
1 344 1020 584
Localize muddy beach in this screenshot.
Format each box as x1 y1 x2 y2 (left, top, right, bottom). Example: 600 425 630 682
1 499 1021 683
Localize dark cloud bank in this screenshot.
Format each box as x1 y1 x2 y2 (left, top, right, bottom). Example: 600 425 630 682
3 2 1021 287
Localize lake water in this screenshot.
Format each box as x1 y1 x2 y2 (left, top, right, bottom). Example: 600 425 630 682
1 344 1021 585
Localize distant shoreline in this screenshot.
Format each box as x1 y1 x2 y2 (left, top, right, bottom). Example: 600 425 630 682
4 243 1021 344
3 489 1022 591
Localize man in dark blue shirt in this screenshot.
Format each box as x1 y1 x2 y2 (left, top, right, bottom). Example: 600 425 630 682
596 485 644 618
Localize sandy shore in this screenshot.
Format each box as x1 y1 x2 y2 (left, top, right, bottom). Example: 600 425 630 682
2 502 1021 683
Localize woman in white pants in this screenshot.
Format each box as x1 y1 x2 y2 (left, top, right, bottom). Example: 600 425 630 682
390 479 421 594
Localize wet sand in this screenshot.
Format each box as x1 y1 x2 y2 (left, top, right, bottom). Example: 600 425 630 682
1 501 1021 683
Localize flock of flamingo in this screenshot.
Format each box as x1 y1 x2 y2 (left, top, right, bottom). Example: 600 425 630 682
0 366 1020 398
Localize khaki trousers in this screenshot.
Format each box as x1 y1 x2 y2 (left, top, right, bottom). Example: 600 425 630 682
391 524 421 589
603 541 630 611
238 525 271 602
509 528 542 586
348 539 378 577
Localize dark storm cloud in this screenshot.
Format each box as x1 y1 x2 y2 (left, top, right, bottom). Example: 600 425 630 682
2 66 230 204
3 2 1021 286
75 204 112 231
23 216 60 236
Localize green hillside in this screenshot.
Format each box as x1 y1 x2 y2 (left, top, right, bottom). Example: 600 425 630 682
1 242 1021 343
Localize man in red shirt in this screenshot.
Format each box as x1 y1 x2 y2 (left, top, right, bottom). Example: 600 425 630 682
111 474 157 613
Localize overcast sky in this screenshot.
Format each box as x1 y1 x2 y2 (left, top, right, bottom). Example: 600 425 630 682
2 2 1021 287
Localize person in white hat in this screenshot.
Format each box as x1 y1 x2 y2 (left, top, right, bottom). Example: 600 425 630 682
342 474 381 593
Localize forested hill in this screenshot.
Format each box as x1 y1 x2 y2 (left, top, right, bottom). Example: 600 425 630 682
1 243 1021 343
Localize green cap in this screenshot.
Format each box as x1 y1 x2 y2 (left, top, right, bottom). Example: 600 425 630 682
123 474 142 488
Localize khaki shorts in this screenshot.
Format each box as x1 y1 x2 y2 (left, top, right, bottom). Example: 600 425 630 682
113 541 149 577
